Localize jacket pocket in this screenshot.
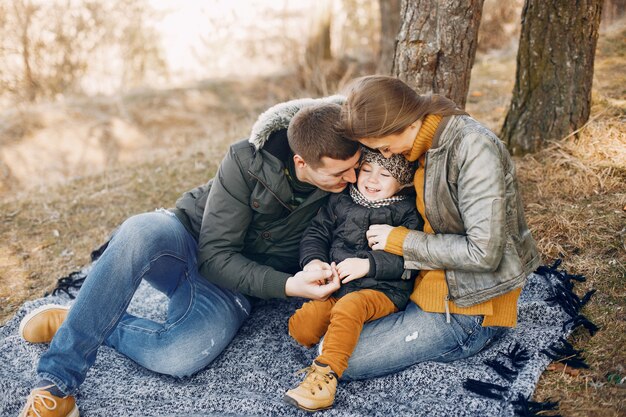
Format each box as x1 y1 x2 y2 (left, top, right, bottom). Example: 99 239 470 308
447 239 526 307
249 183 288 215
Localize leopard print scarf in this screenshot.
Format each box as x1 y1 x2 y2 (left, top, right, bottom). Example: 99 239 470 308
349 184 406 208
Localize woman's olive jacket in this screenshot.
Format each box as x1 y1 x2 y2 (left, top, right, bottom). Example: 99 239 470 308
402 115 541 307
300 190 423 310
171 96 345 300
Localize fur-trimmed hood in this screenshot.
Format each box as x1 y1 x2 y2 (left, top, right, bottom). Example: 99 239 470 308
248 95 345 150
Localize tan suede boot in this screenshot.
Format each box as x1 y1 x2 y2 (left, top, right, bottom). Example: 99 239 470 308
19 304 70 343
18 386 79 417
284 361 338 412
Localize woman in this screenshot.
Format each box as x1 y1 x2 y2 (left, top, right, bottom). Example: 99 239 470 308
337 75 541 380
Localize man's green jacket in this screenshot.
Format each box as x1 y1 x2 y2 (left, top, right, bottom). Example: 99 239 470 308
172 96 345 300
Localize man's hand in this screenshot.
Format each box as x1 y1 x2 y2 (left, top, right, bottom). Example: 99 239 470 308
303 259 334 285
336 258 369 284
285 266 340 300
366 224 394 251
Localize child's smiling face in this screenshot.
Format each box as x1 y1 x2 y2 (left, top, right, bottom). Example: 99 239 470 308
357 161 402 201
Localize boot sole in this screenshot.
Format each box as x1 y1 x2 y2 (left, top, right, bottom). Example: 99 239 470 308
19 304 70 343
283 394 332 412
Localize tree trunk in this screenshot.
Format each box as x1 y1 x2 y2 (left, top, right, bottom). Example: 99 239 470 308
392 0 484 108
602 0 626 29
501 0 603 155
377 0 401 74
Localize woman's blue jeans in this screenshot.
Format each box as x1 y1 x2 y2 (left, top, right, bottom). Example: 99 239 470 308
37 211 252 396
37 211 506 395
343 301 507 380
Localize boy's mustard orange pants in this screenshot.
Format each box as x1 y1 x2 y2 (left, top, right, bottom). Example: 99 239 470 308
288 289 397 378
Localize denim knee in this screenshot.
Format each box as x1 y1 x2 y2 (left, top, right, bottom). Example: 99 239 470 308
116 212 175 246
141 340 215 378
110 212 188 260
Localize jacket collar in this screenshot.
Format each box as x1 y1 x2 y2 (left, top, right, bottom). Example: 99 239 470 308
431 115 453 149
248 97 346 211
248 95 345 151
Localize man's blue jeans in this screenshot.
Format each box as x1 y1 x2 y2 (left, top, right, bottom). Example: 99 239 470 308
37 211 252 395
37 211 506 395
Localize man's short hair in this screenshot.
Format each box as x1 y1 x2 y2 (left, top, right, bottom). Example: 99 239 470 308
287 103 359 168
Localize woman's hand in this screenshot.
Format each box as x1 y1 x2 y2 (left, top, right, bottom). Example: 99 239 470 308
336 258 369 284
366 224 394 251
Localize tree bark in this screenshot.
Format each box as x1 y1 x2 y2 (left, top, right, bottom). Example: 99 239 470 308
501 0 603 155
392 0 484 108
378 0 401 74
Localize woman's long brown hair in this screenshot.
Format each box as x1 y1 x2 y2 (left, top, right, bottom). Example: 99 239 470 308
340 75 466 140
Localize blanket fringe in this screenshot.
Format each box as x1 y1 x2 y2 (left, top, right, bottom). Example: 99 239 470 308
90 240 109 262
512 394 561 417
563 314 599 336
539 259 599 334
503 342 531 368
484 358 518 382
462 379 508 400
45 271 86 300
536 259 586 284
541 337 589 369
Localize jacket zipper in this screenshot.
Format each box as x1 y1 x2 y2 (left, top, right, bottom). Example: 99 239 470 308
247 170 293 212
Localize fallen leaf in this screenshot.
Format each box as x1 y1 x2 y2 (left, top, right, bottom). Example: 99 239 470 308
547 362 581 377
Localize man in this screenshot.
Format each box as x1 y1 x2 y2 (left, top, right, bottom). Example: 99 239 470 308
18 97 360 417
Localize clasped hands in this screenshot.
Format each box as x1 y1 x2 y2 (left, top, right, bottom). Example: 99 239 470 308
285 224 394 301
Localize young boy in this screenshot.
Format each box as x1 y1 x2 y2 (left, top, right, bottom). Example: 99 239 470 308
284 148 423 412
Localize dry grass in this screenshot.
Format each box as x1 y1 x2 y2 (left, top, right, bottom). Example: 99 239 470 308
0 19 625 417
518 115 626 416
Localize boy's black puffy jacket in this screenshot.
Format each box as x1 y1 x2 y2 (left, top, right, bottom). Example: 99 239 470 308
300 190 423 309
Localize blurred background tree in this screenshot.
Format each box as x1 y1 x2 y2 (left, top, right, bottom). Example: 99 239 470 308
0 0 166 104
602 0 626 28
0 0 622 163
377 0 401 74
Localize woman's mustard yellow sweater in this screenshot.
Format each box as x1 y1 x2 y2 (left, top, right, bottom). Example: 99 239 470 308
385 115 520 327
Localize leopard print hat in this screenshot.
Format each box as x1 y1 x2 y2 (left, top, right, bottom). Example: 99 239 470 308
360 147 416 185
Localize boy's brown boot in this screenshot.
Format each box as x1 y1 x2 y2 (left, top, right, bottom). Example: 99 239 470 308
284 361 338 412
18 386 79 417
19 305 70 343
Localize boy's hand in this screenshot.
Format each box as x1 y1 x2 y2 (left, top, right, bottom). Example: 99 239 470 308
336 258 369 284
